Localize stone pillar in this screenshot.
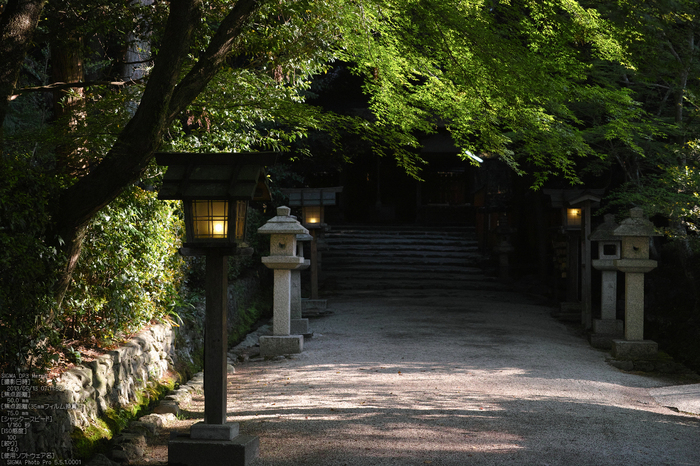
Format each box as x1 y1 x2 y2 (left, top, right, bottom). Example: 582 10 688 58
257 206 308 357
599 269 618 322
589 214 623 349
622 272 646 340
290 234 312 335
272 269 292 335
611 208 658 359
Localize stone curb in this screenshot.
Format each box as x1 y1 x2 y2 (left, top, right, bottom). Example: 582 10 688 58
150 323 268 418
106 413 177 465
129 321 295 464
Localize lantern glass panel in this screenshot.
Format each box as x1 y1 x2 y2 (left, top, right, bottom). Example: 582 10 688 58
303 206 322 224
235 200 247 242
191 200 229 239
566 208 582 228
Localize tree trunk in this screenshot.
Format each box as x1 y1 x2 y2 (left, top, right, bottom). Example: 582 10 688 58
53 223 88 312
50 0 262 307
51 0 201 304
0 0 46 153
50 32 87 175
121 0 153 82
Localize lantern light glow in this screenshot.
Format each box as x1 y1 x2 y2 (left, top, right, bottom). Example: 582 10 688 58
191 200 229 239
566 208 582 228
188 199 248 243
302 206 322 225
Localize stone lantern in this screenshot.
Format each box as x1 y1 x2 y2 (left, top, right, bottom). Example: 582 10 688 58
612 207 658 359
257 206 309 356
588 214 623 348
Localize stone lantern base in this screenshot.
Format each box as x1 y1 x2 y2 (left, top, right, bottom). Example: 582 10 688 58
259 335 303 357
169 434 259 466
588 319 624 349
302 298 328 315
611 339 658 360
290 318 310 335
593 318 624 335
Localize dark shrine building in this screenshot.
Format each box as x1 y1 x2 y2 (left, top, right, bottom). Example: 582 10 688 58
336 130 477 225
291 62 616 302
299 63 478 225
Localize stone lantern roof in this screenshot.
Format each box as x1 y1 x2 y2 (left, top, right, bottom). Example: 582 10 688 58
257 206 309 235
613 208 656 237
589 214 619 242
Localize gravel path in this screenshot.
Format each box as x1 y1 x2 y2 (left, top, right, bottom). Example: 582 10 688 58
199 287 700 466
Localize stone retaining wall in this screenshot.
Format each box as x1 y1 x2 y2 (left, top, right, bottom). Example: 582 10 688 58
16 322 186 460
16 274 264 459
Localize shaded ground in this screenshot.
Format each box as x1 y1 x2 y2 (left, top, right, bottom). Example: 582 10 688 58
137 285 700 465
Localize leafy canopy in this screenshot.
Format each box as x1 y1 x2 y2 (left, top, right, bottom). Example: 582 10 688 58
331 0 634 185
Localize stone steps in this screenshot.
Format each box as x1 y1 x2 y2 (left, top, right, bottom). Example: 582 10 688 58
323 256 480 267
327 278 503 291
320 224 500 293
323 242 478 252
323 265 485 275
326 229 474 240
327 223 474 231
324 243 479 252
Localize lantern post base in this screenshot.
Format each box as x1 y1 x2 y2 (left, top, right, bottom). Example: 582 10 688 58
190 422 239 440
169 434 259 466
588 318 624 349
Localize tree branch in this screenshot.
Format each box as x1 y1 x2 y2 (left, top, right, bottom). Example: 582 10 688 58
622 80 671 90
50 1 266 307
167 0 262 121
51 0 205 308
663 37 684 66
10 78 146 98
56 0 264 230
54 0 201 240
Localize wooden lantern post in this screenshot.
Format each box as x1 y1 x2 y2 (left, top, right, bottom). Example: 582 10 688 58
157 152 275 466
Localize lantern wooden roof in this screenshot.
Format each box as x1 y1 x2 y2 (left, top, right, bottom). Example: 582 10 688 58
155 152 276 201
281 186 343 207
542 189 605 208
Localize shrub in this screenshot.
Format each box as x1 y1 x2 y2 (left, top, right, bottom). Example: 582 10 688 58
59 183 186 342
0 152 63 372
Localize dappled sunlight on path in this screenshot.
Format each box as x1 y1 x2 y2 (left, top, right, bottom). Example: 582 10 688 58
162 287 700 466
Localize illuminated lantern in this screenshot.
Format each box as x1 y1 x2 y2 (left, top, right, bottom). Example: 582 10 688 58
302 205 323 225
566 208 582 229
155 152 274 250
